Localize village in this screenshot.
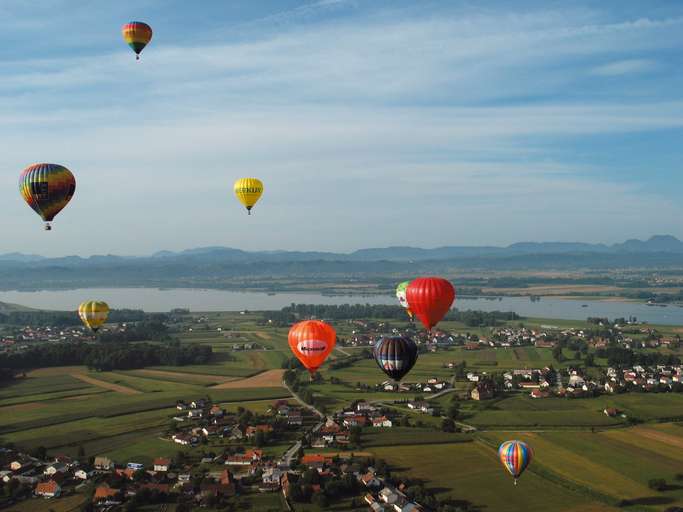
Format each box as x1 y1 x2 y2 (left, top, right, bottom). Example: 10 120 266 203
0 393 434 511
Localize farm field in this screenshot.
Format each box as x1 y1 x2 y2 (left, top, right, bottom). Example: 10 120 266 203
480 427 683 510
371 440 619 512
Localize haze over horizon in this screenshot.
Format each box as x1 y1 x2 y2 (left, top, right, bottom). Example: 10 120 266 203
2 0 683 256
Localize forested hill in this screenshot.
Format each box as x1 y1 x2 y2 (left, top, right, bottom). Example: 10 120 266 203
0 236 682 290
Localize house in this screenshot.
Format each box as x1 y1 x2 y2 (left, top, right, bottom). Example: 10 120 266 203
604 407 620 417
372 416 393 428
154 457 171 472
93 486 122 505
287 412 303 426
209 405 224 417
35 480 61 498
10 459 33 472
172 433 197 445
530 389 549 399
44 463 67 476
360 472 382 489
94 456 113 470
568 375 586 388
301 454 332 471
202 426 221 437
343 415 368 428
191 399 207 409
227 425 243 439
471 382 495 401
356 402 376 412
188 409 203 419
245 424 274 438
379 487 399 504
262 467 283 486
140 483 171 494
75 469 94 480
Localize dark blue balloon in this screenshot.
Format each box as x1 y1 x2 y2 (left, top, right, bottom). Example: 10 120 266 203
373 335 418 381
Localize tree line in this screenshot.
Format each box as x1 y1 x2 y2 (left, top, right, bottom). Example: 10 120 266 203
262 304 520 327
0 341 212 372
595 347 680 367
0 308 148 327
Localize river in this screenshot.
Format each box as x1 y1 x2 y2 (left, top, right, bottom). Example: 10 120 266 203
0 287 682 325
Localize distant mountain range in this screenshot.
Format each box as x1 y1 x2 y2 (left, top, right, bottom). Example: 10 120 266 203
3 235 683 264
1 235 682 291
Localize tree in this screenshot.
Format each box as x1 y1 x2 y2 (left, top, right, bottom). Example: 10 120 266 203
77 445 86 458
32 446 47 460
311 492 329 509
648 478 667 491
441 418 456 433
301 469 320 486
288 483 304 502
254 431 266 447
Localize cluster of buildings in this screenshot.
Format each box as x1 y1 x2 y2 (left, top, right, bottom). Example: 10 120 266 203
170 398 307 447
0 325 91 348
361 470 425 512
380 377 450 393
604 365 683 393
0 448 237 507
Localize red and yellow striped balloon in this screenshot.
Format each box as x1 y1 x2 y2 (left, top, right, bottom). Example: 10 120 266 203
122 21 152 60
19 163 76 230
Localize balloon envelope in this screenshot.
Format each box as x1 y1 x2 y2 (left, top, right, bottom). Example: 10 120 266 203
373 335 418 381
288 320 336 373
19 163 76 229
78 301 110 332
499 440 532 482
406 277 455 330
234 178 264 214
396 281 413 317
122 21 152 58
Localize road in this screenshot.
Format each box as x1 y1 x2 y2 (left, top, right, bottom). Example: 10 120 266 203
280 379 326 469
282 380 325 418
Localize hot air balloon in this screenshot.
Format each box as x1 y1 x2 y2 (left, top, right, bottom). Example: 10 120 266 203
19 163 76 230
233 178 263 215
396 281 413 318
122 21 153 60
78 301 110 332
498 440 532 485
288 320 336 374
373 335 418 382
406 277 455 331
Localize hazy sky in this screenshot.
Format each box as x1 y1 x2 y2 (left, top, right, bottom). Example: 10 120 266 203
2 0 683 256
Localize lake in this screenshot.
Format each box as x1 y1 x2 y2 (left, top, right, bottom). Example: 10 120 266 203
0 287 682 325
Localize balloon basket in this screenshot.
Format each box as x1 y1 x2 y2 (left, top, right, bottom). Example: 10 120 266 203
44 223 52 231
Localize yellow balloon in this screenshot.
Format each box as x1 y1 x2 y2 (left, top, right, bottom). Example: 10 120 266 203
233 178 263 215
78 301 110 332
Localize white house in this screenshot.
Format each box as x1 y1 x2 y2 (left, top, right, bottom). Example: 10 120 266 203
75 469 94 480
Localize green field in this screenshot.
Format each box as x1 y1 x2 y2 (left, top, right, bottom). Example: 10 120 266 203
371 441 617 512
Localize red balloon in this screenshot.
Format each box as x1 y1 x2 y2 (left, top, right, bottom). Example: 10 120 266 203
288 320 336 374
406 277 456 331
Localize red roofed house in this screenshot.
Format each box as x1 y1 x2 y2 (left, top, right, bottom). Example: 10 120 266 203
153 457 171 472
35 480 61 498
301 454 333 471
140 483 171 494
94 486 122 504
